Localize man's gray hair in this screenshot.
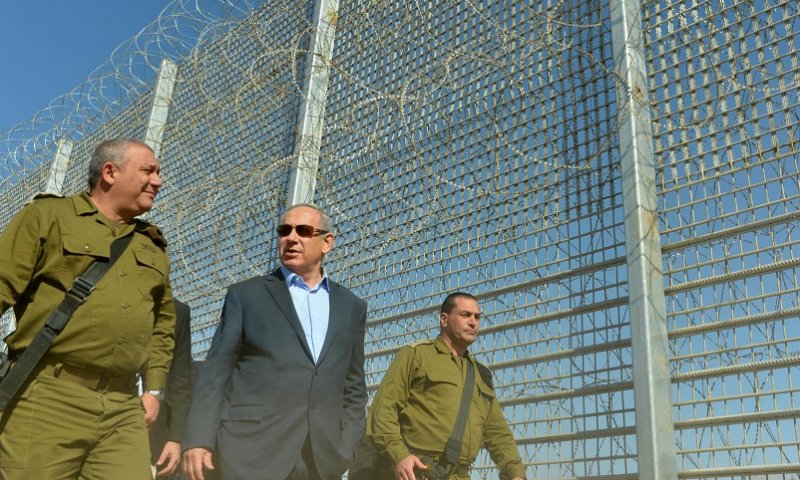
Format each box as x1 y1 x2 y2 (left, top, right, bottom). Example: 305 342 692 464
87 139 153 189
282 203 334 233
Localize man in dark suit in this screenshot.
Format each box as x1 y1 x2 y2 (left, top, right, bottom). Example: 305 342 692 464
151 299 193 478
181 203 368 480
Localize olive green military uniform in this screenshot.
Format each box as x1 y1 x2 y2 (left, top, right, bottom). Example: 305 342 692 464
0 192 176 479
367 337 526 480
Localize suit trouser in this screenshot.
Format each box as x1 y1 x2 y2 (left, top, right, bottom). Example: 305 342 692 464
0 366 152 480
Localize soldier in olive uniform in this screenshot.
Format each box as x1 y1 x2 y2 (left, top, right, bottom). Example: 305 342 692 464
0 138 176 479
367 292 526 480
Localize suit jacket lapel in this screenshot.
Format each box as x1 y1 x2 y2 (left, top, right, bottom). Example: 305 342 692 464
317 280 344 364
263 269 314 362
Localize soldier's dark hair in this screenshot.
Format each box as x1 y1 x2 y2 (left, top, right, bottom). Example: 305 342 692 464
440 292 477 314
282 203 334 234
87 139 153 189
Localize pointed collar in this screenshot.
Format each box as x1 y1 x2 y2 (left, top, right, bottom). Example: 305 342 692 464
279 265 329 292
434 335 471 358
74 191 99 216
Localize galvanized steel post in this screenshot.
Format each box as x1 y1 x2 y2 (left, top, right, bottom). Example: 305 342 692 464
610 0 678 477
286 0 339 206
144 59 178 159
44 138 73 194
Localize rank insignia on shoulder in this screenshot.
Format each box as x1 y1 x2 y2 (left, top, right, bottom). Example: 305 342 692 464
477 363 494 389
146 225 168 248
136 222 168 248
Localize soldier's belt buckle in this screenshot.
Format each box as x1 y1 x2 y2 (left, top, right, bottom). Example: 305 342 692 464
95 373 110 391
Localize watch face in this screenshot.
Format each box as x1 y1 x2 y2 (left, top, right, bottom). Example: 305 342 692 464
146 390 164 400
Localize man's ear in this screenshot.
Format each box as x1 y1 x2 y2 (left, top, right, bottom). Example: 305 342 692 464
100 162 117 185
321 233 335 254
439 312 448 329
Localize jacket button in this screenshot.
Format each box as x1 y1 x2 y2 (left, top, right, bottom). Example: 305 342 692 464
84 244 91 252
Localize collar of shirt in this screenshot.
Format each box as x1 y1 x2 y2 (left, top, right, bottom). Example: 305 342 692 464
434 335 471 358
76 192 135 236
279 265 330 293
75 191 99 216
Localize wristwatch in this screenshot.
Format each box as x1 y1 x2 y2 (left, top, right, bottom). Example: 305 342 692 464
144 389 164 401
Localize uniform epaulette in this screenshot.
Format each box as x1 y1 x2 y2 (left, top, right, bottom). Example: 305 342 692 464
408 339 435 349
135 220 168 249
25 191 65 205
476 361 494 389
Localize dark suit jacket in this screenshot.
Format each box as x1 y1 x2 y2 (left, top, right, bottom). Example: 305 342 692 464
150 299 193 462
182 269 368 480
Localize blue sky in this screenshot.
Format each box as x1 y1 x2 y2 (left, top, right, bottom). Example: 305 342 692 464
0 1 171 134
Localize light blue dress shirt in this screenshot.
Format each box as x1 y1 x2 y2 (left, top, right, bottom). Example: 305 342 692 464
280 265 330 364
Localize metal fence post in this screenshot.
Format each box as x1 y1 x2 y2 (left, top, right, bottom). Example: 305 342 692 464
286 0 339 206
144 59 178 158
610 0 678 477
44 138 73 194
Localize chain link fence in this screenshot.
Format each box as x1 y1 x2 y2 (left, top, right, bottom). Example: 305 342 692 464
1 0 798 478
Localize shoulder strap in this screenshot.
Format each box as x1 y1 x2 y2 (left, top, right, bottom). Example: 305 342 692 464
443 360 474 466
0 233 136 410
477 362 493 389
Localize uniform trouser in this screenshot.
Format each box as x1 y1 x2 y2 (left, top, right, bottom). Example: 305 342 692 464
0 367 152 480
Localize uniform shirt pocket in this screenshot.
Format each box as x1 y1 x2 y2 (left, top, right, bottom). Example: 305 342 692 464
132 247 167 276
132 246 167 299
421 363 461 415
59 233 111 285
62 233 110 259
424 364 460 387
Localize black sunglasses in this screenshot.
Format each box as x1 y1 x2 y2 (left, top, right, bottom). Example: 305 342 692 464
275 224 329 238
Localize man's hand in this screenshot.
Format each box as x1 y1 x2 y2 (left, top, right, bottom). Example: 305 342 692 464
141 392 160 430
155 441 182 476
183 447 215 480
394 454 427 480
